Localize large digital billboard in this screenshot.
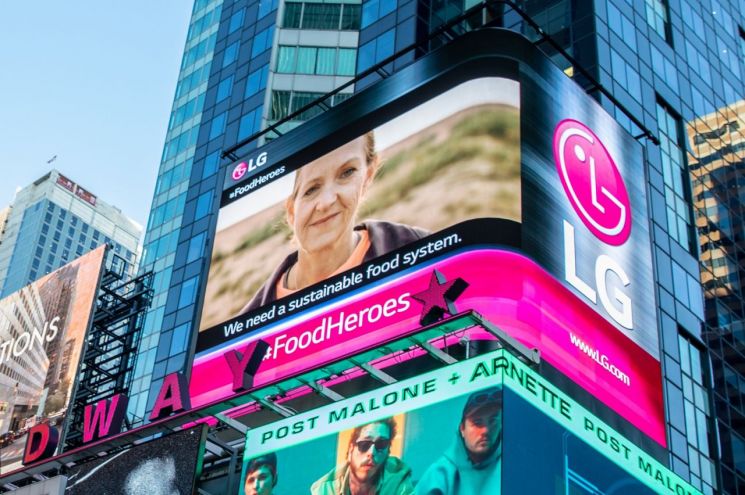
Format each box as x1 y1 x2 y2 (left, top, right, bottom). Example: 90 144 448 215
200 76 520 331
65 426 206 494
191 30 662 445
239 350 700 495
0 246 106 474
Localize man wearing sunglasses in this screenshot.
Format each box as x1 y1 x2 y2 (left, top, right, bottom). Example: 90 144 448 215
311 417 414 495
415 387 502 495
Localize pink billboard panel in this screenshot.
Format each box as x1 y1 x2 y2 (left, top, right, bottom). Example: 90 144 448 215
190 247 665 445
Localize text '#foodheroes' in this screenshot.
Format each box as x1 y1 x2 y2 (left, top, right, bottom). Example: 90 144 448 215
264 293 411 360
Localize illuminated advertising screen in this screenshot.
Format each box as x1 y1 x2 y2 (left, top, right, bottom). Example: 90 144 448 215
240 356 505 495
239 350 699 495
503 388 660 495
0 246 106 474
65 426 206 494
192 30 662 445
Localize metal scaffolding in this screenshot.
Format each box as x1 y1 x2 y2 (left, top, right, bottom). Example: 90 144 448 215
63 260 153 449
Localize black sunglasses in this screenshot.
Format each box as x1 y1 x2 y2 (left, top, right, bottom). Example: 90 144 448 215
355 438 391 453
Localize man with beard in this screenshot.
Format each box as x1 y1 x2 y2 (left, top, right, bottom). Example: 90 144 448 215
415 388 502 495
311 418 414 495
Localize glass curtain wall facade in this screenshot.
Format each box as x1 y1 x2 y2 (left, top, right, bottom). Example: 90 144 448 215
0 170 141 298
128 0 224 422
133 0 744 493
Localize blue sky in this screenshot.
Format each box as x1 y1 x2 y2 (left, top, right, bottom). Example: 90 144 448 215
0 2 193 229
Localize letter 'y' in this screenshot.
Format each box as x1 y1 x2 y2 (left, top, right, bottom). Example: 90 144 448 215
224 340 269 392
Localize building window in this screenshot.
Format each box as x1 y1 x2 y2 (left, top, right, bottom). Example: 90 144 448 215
169 324 190 354
644 0 671 42
657 101 694 252
177 277 199 309
269 90 347 121
607 2 636 50
282 2 361 30
187 232 207 263
216 75 234 103
238 105 265 141
228 8 245 34
187 5 220 41
251 26 275 57
170 94 206 129
362 0 396 28
678 335 715 489
202 151 221 179
610 48 641 101
209 111 227 140
245 64 269 98
222 41 240 67
357 29 394 72
194 192 213 220
276 45 356 76
259 0 280 18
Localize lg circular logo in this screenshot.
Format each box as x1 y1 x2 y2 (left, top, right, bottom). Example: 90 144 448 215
232 162 248 181
553 119 631 246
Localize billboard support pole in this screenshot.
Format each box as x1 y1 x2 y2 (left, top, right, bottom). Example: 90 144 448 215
204 433 240 495
356 362 397 384
417 340 458 364
477 313 541 365
306 382 345 402
214 413 249 435
256 397 295 418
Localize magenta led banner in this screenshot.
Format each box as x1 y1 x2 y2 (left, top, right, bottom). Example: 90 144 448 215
191 245 664 444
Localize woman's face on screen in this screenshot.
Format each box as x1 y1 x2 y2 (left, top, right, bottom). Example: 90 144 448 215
287 136 373 255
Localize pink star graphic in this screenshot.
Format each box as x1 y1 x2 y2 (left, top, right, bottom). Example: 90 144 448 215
411 270 469 326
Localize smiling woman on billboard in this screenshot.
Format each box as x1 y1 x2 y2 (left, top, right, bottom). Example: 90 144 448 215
239 132 429 313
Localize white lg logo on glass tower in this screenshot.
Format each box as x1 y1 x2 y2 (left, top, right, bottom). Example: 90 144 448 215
553 120 634 330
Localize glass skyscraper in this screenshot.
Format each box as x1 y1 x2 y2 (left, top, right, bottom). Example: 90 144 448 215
132 0 744 492
0 169 141 298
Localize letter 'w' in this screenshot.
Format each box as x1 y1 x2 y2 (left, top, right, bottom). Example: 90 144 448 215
82 393 129 443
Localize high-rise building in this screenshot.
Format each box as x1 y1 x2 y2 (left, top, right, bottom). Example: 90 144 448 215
0 170 141 298
688 100 745 494
129 0 744 493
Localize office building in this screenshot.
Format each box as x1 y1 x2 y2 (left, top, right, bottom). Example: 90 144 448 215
125 0 745 493
0 170 141 298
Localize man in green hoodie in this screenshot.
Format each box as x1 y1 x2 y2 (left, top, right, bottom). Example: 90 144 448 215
415 388 502 495
310 418 414 495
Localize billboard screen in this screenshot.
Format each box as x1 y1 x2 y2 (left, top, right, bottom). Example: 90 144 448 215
0 246 105 474
200 76 520 331
191 31 662 445
239 350 699 495
503 387 659 495
65 426 206 494
240 354 505 495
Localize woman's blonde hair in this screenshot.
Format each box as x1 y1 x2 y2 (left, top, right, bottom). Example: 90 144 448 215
288 131 379 201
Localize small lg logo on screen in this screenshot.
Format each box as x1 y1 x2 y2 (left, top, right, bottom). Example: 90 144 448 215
232 162 248 181
553 119 631 246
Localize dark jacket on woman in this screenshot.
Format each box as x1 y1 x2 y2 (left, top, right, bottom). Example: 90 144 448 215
239 220 429 314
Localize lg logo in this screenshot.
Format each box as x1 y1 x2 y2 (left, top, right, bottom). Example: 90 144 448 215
553 120 633 330
232 162 248 181
554 119 631 245
231 152 268 181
